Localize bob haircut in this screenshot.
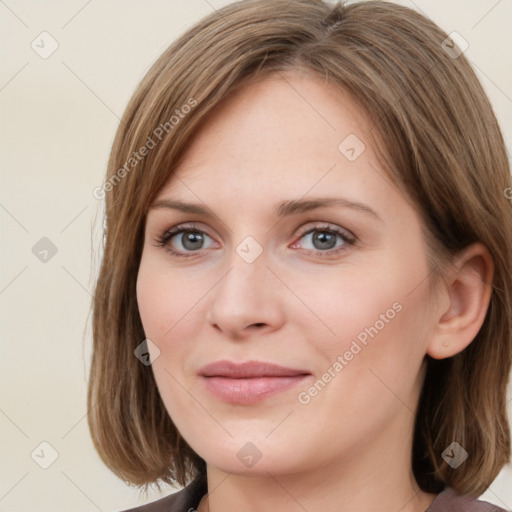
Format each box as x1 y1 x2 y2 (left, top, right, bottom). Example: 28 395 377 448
88 0 512 497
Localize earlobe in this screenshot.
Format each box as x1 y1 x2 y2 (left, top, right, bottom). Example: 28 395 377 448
426 243 494 360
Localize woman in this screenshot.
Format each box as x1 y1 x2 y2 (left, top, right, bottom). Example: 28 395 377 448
87 1 512 511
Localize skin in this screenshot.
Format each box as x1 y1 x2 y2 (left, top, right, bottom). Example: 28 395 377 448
136 71 493 512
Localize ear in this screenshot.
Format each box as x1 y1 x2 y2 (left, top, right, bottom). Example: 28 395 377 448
427 243 494 360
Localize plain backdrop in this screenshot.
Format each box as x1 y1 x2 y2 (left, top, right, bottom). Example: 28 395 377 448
1 1 511 511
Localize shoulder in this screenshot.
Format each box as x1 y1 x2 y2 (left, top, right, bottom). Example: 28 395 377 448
119 475 207 512
427 487 510 512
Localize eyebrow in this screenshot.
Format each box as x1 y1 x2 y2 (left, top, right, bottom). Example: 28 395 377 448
150 197 382 221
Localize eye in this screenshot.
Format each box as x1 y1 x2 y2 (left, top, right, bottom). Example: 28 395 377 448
153 222 356 259
291 224 355 257
153 223 218 258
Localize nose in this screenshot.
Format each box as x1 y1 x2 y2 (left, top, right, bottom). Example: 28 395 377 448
206 249 285 340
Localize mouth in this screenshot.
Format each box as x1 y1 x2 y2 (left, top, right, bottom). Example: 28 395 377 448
198 360 312 404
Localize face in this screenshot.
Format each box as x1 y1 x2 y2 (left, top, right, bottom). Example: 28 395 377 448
136 72 438 478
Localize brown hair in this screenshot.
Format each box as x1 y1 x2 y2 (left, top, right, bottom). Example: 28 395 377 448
87 0 512 496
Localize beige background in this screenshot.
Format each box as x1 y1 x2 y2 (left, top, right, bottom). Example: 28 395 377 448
1 0 511 511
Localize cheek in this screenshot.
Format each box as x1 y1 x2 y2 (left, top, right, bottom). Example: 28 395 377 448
136 253 205 343
292 266 402 351
136 260 167 341
293 278 429 436
136 257 202 419
295 253 431 379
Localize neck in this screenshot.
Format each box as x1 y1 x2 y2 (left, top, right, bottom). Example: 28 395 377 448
198 410 437 512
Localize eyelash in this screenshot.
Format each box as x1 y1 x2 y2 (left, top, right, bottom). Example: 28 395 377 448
153 222 356 259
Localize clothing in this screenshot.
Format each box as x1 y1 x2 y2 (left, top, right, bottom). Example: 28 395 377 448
121 475 207 512
120 475 509 512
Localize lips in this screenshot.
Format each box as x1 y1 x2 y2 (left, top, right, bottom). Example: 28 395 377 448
199 360 310 378
198 360 312 404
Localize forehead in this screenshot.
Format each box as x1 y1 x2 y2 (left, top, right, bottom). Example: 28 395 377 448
147 72 426 254
156 72 382 197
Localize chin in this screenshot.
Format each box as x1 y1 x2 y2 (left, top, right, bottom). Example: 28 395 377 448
193 435 308 476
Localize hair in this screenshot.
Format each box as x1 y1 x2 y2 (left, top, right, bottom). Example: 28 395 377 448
87 0 512 497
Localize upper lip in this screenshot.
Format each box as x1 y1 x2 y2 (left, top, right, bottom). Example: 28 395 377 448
199 360 310 378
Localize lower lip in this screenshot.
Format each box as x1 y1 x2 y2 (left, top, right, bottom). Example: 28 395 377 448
200 375 311 404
